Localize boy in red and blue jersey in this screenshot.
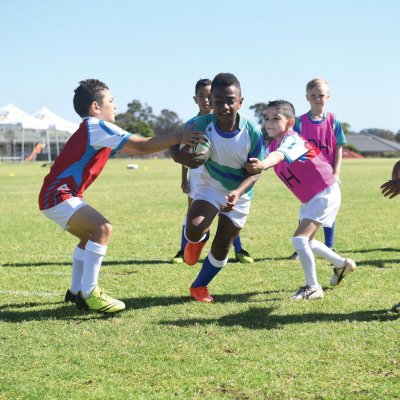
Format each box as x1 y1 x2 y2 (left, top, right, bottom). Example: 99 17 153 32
38 79 203 313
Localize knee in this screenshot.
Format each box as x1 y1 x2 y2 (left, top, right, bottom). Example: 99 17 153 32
185 220 206 242
308 239 317 251
99 222 113 241
291 236 309 250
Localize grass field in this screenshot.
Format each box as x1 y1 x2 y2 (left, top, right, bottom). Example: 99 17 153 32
0 158 399 400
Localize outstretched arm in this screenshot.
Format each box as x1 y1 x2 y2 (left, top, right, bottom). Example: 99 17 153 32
119 128 204 156
244 151 285 174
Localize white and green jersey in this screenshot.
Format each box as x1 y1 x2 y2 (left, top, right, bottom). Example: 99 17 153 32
188 113 265 199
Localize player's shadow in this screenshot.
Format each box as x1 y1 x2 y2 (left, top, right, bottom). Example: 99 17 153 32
160 306 399 330
0 302 112 323
1 259 173 268
355 259 399 269
341 247 400 254
0 291 281 323
122 290 283 310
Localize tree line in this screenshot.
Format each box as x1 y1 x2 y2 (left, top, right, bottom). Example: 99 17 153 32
116 100 400 144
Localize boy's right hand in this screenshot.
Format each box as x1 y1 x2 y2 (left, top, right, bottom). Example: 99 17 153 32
245 158 264 174
175 145 206 168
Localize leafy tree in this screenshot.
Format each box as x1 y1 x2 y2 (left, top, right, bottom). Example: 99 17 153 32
153 109 183 137
341 122 351 135
395 130 400 143
115 99 155 137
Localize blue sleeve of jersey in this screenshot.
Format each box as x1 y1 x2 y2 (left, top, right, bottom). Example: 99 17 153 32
334 119 347 145
294 117 302 135
248 135 265 161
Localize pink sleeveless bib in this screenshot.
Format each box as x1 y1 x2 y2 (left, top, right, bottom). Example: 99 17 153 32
300 112 336 166
269 132 336 203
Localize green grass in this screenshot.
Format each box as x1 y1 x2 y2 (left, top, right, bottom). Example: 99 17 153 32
0 158 399 400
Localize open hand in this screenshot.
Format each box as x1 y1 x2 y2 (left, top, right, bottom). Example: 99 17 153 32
380 178 400 199
180 122 206 146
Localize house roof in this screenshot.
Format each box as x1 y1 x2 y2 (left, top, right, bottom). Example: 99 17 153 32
346 133 400 153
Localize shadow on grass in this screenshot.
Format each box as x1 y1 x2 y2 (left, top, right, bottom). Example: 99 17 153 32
1 259 171 268
355 259 400 269
0 291 282 323
122 290 283 310
160 306 399 330
341 247 400 254
0 302 114 322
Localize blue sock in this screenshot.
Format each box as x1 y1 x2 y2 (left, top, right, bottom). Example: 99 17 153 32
180 224 188 251
323 222 335 248
191 256 221 287
233 235 242 252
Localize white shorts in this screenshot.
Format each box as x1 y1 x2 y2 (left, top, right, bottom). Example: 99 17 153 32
188 166 203 199
41 197 88 230
299 183 341 228
193 178 251 229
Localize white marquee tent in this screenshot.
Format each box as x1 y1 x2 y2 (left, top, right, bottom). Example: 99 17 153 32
0 104 78 162
32 107 78 134
0 103 48 130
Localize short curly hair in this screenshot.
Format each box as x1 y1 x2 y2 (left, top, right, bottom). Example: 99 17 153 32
73 79 109 117
211 73 241 95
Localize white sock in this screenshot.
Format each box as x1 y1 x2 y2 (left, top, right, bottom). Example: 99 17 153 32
70 246 85 294
309 239 345 268
81 241 107 298
208 251 228 269
184 228 207 243
291 236 319 288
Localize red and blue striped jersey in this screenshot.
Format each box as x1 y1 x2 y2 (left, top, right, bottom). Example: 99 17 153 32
38 117 131 210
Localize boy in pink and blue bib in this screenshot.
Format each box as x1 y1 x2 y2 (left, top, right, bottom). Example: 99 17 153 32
245 100 356 300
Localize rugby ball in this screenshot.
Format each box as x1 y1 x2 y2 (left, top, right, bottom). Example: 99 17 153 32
190 137 211 161
179 138 211 162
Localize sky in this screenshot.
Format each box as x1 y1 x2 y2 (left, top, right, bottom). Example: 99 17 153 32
1 0 399 133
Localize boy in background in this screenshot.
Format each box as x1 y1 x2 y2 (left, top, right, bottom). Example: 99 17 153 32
290 78 347 260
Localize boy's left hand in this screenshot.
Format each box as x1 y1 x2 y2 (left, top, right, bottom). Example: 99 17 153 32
221 190 240 212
